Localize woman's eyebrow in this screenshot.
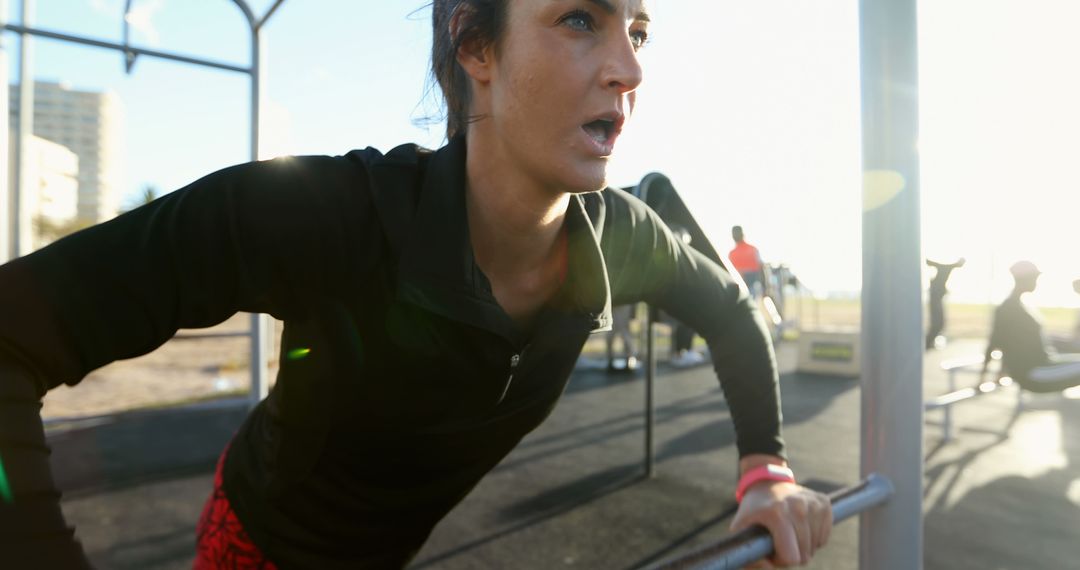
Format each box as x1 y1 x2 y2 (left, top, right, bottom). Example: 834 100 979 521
585 0 651 22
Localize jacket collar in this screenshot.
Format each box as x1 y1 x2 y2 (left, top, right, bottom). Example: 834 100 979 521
394 136 612 341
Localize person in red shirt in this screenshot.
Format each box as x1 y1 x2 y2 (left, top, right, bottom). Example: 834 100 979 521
729 225 768 298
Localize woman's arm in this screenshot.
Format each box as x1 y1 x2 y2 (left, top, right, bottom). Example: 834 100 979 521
0 153 381 566
602 192 782 459
600 187 830 567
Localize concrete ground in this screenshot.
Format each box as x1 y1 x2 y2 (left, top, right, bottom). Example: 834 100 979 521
49 338 1080 569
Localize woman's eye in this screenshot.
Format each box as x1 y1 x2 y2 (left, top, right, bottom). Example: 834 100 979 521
630 30 649 50
561 11 595 32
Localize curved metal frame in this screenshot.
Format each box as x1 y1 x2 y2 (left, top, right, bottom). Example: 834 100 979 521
0 0 290 407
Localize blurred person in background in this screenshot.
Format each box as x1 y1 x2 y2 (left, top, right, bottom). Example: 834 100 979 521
981 262 1080 392
729 225 769 299
606 304 639 372
925 257 965 350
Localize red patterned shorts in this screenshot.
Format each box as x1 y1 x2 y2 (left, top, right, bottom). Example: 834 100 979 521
194 447 278 570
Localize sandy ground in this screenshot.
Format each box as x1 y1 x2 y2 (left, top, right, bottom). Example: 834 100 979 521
40 297 1079 420
41 314 283 419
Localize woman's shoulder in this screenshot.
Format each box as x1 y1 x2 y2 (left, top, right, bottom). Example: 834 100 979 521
592 185 662 228
342 142 434 170
219 142 438 203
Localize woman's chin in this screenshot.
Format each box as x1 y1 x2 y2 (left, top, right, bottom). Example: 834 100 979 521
557 163 610 194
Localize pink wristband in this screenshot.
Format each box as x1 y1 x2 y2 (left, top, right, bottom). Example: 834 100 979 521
735 464 796 503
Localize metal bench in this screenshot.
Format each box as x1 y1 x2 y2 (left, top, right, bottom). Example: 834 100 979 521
924 352 1014 441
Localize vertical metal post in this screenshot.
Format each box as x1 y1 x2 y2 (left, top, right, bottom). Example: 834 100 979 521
247 18 270 405
644 305 656 478
0 0 10 263
858 0 924 568
13 0 32 256
943 370 955 441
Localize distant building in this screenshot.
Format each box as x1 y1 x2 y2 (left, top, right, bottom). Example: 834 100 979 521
7 133 79 249
10 81 124 225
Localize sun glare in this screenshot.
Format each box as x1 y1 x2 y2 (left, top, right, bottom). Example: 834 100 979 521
920 0 1080 307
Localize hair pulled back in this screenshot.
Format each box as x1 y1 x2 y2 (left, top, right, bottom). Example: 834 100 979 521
431 0 508 138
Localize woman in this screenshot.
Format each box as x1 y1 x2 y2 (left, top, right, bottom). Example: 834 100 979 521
0 0 831 568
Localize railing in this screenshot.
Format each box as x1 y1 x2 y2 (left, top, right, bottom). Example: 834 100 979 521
646 474 895 570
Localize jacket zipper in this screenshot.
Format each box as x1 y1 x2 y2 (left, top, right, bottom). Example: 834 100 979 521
497 346 527 405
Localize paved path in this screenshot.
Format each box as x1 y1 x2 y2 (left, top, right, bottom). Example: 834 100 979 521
50 339 1080 569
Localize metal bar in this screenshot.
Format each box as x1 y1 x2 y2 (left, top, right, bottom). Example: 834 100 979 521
230 0 257 29
925 376 1014 441
173 331 250 340
943 368 955 440
255 0 287 31
925 379 1012 411
939 354 988 371
247 17 270 405
647 474 895 570
1 24 250 73
0 0 9 262
927 387 977 411
12 0 33 257
858 0 924 567
644 305 656 478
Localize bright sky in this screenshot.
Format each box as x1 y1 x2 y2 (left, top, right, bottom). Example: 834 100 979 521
7 0 1079 307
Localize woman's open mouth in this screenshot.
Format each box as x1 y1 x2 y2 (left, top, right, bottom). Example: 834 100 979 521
583 119 615 143
581 115 623 155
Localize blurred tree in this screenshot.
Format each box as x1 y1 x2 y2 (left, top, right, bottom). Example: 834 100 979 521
129 184 160 210
33 214 94 247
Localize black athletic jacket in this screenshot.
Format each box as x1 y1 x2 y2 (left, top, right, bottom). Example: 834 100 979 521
0 135 782 568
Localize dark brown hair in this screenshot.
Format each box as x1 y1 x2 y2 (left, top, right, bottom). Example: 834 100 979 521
430 0 508 138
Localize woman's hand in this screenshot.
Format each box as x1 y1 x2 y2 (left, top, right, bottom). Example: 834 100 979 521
729 480 833 568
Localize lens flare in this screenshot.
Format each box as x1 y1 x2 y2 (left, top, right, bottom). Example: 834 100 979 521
0 452 13 504
286 347 312 361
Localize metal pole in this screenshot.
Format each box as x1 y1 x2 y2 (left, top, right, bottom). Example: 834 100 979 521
13 0 32 257
242 2 271 405
0 0 10 263
943 368 955 441
858 0 924 567
644 305 656 478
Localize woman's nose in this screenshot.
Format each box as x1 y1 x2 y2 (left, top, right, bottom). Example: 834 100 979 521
603 35 644 93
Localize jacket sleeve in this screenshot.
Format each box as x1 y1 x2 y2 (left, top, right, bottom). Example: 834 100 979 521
0 154 380 566
601 190 784 460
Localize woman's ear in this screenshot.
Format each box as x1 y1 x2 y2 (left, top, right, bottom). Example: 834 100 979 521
451 7 493 84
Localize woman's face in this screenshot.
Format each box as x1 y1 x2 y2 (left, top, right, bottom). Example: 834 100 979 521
470 0 649 194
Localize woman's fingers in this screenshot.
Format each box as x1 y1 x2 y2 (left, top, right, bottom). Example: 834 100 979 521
815 497 834 549
789 498 813 564
731 482 834 567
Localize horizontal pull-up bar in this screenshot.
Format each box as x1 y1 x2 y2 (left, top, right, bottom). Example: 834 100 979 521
3 23 250 74
647 473 894 570
925 376 1013 411
173 331 251 340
